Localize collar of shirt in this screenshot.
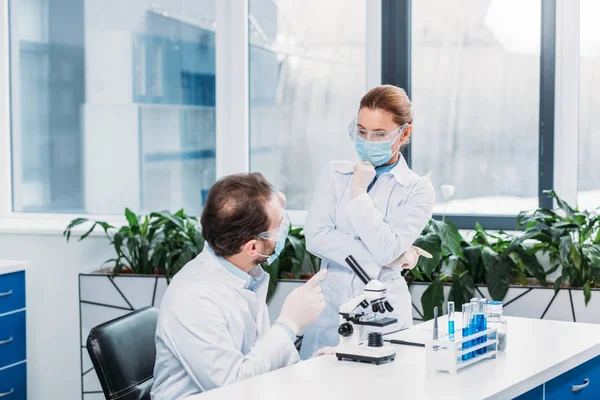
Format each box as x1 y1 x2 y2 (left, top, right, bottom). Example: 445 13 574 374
205 244 265 291
375 159 399 178
335 154 410 186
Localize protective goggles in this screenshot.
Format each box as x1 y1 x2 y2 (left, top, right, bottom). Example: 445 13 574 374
348 118 409 143
256 211 291 242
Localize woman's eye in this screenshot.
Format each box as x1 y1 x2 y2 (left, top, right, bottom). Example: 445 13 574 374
375 132 387 138
358 129 367 135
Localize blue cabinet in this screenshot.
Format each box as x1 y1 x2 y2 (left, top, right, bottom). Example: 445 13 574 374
546 356 600 399
515 355 600 399
0 269 27 399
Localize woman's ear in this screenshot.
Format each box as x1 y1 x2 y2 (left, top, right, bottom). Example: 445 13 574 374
400 125 413 145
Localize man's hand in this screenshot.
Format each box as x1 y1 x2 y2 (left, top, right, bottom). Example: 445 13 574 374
276 270 327 335
311 346 337 358
350 162 376 199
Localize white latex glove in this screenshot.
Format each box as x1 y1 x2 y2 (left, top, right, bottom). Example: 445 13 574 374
350 161 376 199
276 269 327 335
385 246 432 270
311 346 337 358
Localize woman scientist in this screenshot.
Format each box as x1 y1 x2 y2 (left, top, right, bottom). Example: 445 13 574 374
300 85 435 359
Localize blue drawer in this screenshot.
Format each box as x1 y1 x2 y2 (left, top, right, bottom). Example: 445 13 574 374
0 272 25 315
0 311 26 369
0 362 26 400
546 355 600 399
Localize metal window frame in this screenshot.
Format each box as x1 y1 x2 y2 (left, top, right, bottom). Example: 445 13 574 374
383 0 559 231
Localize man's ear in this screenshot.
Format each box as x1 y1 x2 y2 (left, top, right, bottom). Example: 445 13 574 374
241 239 260 256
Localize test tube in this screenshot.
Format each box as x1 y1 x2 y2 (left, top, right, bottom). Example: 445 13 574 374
470 298 478 357
448 301 455 340
479 299 487 354
461 304 471 361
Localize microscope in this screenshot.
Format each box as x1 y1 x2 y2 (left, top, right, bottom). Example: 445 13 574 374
335 255 397 365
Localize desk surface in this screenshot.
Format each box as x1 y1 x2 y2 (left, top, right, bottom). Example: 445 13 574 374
193 316 600 400
0 260 28 275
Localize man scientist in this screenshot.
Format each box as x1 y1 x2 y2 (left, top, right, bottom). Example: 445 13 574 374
151 173 327 398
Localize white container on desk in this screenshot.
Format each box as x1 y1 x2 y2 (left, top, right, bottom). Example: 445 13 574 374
425 327 498 374
0 261 28 400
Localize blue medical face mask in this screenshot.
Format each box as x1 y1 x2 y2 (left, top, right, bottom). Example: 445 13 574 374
354 137 397 167
257 212 290 265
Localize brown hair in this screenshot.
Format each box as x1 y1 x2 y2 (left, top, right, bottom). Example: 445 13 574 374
359 85 413 125
201 173 273 257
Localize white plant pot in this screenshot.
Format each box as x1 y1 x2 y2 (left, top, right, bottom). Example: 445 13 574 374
409 282 600 324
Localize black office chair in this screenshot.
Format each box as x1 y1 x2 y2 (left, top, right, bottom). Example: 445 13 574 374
86 306 159 400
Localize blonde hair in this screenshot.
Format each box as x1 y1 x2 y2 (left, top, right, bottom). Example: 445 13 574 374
359 85 413 126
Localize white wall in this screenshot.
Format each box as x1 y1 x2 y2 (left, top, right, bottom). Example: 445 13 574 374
0 233 112 400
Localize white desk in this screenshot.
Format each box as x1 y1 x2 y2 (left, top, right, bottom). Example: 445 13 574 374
192 316 600 400
0 260 28 275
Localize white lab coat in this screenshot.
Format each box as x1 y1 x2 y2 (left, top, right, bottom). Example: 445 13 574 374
299 156 434 360
151 248 299 399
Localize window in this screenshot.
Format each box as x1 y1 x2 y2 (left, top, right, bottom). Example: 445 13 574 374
248 0 368 210
410 0 541 216
10 0 216 215
578 0 600 211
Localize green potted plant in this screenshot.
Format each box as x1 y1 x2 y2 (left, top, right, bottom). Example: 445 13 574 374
408 191 600 324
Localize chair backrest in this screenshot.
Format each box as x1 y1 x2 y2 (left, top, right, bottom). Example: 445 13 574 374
86 306 159 400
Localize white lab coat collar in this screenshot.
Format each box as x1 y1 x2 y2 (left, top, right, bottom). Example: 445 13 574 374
195 247 268 294
334 155 411 186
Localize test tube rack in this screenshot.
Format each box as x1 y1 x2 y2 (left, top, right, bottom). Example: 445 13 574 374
425 328 498 374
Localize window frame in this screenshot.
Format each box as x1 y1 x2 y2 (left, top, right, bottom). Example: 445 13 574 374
384 0 580 231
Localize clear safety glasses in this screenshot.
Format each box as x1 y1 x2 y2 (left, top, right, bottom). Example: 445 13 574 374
348 118 409 143
256 211 291 242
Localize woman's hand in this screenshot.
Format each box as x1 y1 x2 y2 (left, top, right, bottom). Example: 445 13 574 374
385 246 432 270
351 162 376 199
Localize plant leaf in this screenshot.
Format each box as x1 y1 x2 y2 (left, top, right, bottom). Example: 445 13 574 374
125 208 139 227
583 245 600 267
559 235 574 265
63 218 89 242
553 276 563 292
514 246 547 285
545 190 577 224
421 278 445 321
430 219 464 257
482 247 512 301
584 281 591 306
545 263 560 276
570 246 582 271
413 233 442 280
448 272 475 307
79 222 98 241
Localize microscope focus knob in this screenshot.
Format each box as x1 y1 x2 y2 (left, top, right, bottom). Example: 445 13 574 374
338 322 354 337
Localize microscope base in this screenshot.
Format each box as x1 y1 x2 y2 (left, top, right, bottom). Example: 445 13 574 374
336 345 396 365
